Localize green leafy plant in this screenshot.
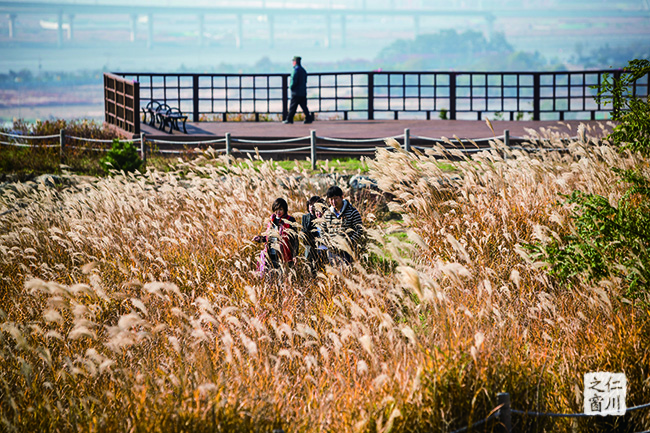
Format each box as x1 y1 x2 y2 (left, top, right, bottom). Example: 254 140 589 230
438 108 448 120
100 139 143 173
528 169 650 297
594 59 650 157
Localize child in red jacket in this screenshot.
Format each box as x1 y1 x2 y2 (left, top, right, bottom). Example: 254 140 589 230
253 198 297 276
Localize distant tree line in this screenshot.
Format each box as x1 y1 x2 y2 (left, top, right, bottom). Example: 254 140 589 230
0 68 107 86
374 29 564 71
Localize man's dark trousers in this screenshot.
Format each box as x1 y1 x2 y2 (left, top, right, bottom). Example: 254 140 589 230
287 96 311 123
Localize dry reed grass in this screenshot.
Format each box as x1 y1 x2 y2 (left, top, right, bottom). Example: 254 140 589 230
1 126 649 432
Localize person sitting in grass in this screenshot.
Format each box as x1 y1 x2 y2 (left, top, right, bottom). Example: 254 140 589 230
322 186 364 266
253 198 298 277
301 195 327 274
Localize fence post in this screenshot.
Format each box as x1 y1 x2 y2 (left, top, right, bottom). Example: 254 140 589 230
612 70 622 119
192 75 200 123
497 393 512 433
140 132 146 167
533 72 541 121
59 129 65 164
225 132 232 161
367 72 374 120
404 128 410 152
310 130 317 171
282 74 289 121
449 72 457 120
504 129 510 148
133 80 141 135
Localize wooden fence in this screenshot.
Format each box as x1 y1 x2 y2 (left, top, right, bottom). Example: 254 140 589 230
104 72 140 135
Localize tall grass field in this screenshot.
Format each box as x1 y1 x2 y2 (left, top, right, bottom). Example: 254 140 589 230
1 121 649 432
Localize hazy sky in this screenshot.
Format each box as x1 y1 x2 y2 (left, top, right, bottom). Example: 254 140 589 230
1 0 649 73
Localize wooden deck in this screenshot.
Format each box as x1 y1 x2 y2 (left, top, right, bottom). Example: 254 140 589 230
140 119 614 159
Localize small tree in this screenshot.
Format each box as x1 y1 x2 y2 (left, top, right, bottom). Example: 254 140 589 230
100 139 143 173
594 59 650 156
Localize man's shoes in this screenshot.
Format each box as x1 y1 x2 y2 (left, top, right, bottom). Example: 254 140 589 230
282 120 293 124
304 113 314 124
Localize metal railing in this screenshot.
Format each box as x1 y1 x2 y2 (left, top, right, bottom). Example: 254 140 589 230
111 69 649 124
104 73 140 135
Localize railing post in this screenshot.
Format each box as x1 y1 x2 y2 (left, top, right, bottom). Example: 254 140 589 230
225 132 232 161
497 393 512 433
310 130 317 171
533 73 541 121
192 75 199 123
133 80 141 135
59 129 65 164
449 72 457 120
504 129 510 148
282 74 289 121
612 70 622 119
367 72 374 120
140 132 146 167
404 128 410 152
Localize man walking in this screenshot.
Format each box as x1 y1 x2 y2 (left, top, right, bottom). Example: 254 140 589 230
283 56 313 124
322 186 364 265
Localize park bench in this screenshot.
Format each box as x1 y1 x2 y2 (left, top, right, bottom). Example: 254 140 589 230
157 106 188 134
141 100 188 133
141 101 170 128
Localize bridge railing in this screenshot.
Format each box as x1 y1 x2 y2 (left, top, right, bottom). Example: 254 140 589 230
112 69 648 123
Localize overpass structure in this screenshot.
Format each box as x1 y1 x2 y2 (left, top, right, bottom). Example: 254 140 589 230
2 1 650 49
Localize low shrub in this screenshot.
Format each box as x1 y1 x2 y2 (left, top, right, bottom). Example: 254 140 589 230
100 139 143 173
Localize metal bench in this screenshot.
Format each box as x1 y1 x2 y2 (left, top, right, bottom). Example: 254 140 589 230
157 106 188 134
142 101 165 126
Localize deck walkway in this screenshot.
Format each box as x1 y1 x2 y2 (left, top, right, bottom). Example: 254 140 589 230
140 119 613 159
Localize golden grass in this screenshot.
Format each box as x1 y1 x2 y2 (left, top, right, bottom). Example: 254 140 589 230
1 125 649 432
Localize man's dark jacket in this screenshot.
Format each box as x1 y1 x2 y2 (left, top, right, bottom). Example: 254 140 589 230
290 65 308 97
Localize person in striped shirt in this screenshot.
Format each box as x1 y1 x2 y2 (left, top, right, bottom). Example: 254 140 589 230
323 186 364 265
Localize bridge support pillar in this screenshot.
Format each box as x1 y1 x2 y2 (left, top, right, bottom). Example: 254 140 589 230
325 14 331 48
198 14 205 46
130 14 137 42
236 14 243 49
147 13 154 49
8 14 16 38
67 14 74 40
57 11 63 47
485 15 495 42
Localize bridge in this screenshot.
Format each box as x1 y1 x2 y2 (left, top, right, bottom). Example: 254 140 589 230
2 1 649 49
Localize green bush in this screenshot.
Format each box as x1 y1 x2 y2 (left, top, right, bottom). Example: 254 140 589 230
100 139 143 173
528 169 650 298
